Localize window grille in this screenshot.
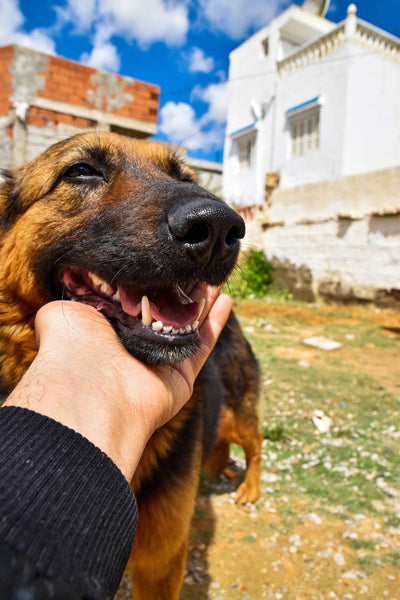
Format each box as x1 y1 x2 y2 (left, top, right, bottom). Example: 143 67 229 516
238 135 255 169
289 109 320 157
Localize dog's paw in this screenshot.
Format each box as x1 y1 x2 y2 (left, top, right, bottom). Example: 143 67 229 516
235 482 260 504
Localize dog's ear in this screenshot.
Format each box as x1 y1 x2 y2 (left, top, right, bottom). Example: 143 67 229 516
0 170 22 230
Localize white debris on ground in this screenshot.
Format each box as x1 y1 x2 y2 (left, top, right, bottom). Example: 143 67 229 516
303 336 342 351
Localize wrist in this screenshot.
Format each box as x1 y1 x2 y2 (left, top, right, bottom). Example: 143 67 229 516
4 354 147 481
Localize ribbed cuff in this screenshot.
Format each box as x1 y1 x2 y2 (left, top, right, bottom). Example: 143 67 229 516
0 406 137 600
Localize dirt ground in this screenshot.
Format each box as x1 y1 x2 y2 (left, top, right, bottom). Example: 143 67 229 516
118 300 400 600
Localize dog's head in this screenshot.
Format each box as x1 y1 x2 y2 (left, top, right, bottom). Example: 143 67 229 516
0 132 244 366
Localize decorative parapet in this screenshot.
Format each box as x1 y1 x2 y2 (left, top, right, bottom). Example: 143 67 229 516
355 20 400 62
278 5 400 77
278 24 346 76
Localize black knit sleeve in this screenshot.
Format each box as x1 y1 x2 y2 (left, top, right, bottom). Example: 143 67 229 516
0 406 138 600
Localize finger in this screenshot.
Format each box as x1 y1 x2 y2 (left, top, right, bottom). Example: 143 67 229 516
176 293 232 385
198 293 233 361
34 301 112 348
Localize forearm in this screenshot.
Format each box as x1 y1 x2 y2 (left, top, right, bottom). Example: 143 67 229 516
0 406 137 599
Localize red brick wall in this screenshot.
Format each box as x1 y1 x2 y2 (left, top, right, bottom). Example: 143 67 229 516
27 106 95 129
0 45 13 116
35 54 159 125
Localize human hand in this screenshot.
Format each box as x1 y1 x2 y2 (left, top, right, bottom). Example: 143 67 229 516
3 288 232 480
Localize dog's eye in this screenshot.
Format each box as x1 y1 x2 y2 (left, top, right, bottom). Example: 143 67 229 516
180 175 195 183
62 163 104 181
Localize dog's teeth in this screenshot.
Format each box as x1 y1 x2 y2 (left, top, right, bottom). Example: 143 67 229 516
100 282 114 296
172 328 179 334
179 328 186 334
113 290 121 302
197 298 205 321
163 325 172 333
185 324 192 333
152 320 163 331
191 320 199 330
141 296 153 326
89 272 104 287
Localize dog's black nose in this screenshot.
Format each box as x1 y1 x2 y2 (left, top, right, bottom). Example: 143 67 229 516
168 199 245 263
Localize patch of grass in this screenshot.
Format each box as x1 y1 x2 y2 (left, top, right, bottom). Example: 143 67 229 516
261 421 286 441
357 555 377 575
386 515 400 528
349 539 376 551
383 552 400 569
235 298 400 523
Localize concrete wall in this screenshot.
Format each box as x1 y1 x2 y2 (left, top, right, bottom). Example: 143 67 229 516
0 44 160 168
342 44 400 176
261 166 400 305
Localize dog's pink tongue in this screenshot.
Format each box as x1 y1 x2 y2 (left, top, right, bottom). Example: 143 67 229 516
118 286 199 328
117 287 142 317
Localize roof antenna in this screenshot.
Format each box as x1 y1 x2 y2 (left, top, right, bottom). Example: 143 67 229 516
301 0 330 17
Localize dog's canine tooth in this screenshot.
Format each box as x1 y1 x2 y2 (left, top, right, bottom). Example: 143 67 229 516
89 272 105 287
113 290 121 302
100 282 114 296
141 296 153 326
152 320 163 331
191 320 199 330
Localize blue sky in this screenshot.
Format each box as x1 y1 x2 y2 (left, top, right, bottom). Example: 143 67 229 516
3 0 400 162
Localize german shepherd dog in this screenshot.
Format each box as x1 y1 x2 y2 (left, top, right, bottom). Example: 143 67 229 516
0 132 262 599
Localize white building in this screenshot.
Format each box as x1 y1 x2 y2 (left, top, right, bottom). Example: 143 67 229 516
223 2 400 306
223 2 400 205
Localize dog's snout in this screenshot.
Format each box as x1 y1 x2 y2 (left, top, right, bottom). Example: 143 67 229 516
168 199 245 263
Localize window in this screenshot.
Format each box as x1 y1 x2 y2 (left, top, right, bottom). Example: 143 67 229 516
289 109 320 158
262 36 269 56
238 135 255 169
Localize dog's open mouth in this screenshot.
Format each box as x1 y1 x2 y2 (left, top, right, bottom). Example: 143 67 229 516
61 266 206 348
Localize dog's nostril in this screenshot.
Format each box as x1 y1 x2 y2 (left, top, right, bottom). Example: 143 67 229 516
225 225 242 247
177 223 210 245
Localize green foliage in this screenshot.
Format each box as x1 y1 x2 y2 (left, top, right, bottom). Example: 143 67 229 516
225 249 273 299
261 421 286 442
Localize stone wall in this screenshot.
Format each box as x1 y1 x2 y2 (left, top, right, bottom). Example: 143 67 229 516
256 166 400 306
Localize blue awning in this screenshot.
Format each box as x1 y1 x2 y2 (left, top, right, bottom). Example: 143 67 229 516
286 96 320 115
229 121 257 138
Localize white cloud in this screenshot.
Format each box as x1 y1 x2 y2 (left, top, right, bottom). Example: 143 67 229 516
160 101 224 150
100 0 189 47
64 0 97 30
13 29 56 54
194 81 228 124
0 0 56 53
160 101 199 146
198 0 288 39
81 40 120 72
187 47 214 73
159 81 228 151
0 0 23 42
65 0 189 48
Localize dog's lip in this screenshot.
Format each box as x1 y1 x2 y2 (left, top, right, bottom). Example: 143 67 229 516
60 266 206 334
